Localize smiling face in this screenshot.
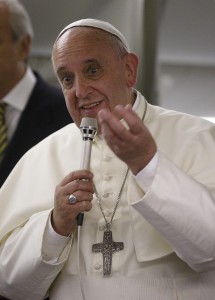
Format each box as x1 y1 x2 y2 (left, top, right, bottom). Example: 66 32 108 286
52 27 138 130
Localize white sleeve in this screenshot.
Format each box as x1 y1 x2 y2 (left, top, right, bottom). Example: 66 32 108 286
133 152 215 272
0 210 72 300
42 213 72 263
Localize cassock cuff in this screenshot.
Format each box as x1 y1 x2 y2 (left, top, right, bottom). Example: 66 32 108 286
135 151 158 192
42 214 72 262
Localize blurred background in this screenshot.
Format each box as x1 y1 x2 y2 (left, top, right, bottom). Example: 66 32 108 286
20 0 215 122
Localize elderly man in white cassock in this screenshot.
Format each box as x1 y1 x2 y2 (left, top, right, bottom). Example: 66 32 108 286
0 18 215 300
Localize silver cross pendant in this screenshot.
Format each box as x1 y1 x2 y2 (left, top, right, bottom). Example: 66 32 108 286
92 230 124 276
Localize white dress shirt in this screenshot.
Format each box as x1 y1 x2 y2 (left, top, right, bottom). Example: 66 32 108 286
2 67 36 140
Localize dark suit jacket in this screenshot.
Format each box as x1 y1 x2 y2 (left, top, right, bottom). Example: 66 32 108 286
0 71 72 187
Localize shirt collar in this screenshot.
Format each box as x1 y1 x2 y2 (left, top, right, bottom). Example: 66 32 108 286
3 67 36 111
132 89 140 111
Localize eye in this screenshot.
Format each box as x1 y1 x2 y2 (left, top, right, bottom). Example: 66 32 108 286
85 64 103 79
88 66 98 75
60 74 74 88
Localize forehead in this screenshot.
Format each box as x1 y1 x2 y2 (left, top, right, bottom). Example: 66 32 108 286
0 4 10 27
52 27 115 67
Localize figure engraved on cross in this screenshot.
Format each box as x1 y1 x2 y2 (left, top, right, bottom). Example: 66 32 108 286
92 230 124 276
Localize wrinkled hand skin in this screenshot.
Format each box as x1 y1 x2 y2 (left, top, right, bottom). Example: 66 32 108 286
97 104 157 175
52 170 94 236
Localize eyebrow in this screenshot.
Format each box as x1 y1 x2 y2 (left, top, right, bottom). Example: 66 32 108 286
56 58 100 75
56 66 67 74
85 58 99 63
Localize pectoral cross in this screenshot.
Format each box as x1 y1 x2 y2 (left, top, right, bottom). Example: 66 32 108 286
92 230 124 276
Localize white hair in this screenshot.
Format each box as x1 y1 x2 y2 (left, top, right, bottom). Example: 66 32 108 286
0 0 34 41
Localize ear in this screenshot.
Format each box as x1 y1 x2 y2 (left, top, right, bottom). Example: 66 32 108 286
18 34 31 61
124 53 138 87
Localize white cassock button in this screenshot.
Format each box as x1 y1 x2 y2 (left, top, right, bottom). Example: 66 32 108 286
99 224 106 231
103 155 111 162
102 192 112 198
104 174 112 181
94 263 102 270
104 210 111 217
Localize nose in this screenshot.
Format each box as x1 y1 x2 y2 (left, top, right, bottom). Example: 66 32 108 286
74 76 90 99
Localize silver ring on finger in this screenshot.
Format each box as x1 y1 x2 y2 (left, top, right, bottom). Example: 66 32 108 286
68 194 77 204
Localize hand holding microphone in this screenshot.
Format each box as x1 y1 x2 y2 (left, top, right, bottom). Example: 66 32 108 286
52 118 97 235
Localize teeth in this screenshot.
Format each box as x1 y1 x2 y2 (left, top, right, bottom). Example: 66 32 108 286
83 102 99 109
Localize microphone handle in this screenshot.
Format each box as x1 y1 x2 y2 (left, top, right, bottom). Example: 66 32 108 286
80 139 92 170
77 139 93 226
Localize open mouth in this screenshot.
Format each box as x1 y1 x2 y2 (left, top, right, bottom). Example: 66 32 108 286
81 101 101 109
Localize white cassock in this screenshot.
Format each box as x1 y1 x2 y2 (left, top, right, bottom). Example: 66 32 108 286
0 91 215 300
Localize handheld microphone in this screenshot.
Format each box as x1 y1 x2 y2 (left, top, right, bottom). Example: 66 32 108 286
80 117 98 169
77 117 98 225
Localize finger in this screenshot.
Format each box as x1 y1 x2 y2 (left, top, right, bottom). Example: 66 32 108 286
72 199 93 213
63 179 94 199
60 169 93 187
67 191 93 206
114 104 145 135
98 109 133 142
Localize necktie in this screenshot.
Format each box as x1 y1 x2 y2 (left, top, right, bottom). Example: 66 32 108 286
0 102 8 160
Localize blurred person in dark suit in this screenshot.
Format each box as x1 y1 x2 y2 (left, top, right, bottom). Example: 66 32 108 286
0 0 72 188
